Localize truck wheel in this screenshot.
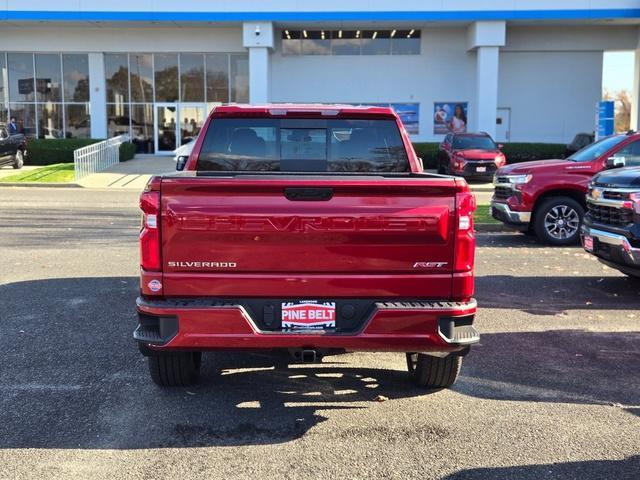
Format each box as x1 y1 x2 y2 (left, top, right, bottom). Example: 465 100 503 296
533 196 583 246
13 150 24 169
148 352 202 387
406 353 462 389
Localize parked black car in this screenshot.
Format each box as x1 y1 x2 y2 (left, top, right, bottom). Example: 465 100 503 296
581 162 640 279
0 124 27 169
566 132 595 156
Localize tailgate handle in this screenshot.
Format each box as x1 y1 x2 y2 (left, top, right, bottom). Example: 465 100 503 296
284 187 333 201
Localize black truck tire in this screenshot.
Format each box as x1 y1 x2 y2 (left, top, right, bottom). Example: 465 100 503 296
406 353 462 389
13 150 24 169
533 196 584 246
148 352 202 387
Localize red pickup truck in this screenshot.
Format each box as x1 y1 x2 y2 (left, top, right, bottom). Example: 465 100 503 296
135 104 479 389
491 132 640 245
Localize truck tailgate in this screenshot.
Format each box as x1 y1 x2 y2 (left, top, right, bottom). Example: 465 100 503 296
159 176 457 298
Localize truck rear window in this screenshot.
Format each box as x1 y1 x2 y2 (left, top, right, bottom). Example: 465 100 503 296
196 118 409 173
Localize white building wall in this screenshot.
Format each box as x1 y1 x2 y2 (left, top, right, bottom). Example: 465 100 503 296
498 51 603 143
0 26 244 53
271 28 477 142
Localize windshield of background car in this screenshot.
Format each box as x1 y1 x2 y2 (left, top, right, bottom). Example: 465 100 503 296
452 136 496 150
196 118 410 173
568 135 626 162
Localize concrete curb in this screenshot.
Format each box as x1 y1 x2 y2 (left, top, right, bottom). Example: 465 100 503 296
0 182 81 188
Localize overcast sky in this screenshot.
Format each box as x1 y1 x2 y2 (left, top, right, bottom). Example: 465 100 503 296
603 51 635 94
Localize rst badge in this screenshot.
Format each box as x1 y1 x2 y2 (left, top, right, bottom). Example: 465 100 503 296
413 261 449 268
281 301 336 330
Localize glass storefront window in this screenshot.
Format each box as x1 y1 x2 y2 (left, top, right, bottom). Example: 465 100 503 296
281 30 302 55
179 105 206 145
65 103 90 138
180 53 205 102
37 103 64 138
8 53 35 102
131 103 154 153
362 31 391 55
105 53 130 103
301 30 331 55
331 31 361 55
230 54 249 103
63 54 89 102
391 30 421 54
205 54 229 103
35 54 63 103
130 54 153 103
154 53 179 102
107 103 130 138
8 102 36 136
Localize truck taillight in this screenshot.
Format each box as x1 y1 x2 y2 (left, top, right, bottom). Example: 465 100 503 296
140 179 161 271
454 190 476 272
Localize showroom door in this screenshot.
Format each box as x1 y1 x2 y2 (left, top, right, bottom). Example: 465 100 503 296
496 108 511 142
155 104 179 154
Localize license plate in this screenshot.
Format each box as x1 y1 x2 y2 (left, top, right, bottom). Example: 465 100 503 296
583 235 594 252
476 166 487 173
281 301 336 331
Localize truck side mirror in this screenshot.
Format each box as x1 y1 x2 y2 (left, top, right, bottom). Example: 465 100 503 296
606 156 626 169
176 155 188 171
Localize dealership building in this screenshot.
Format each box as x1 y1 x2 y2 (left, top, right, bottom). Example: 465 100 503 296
0 2 639 154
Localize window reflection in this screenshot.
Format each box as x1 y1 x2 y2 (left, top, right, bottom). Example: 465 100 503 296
131 104 154 153
154 53 179 102
206 54 229 103
130 54 153 103
8 102 36 136
35 54 62 102
107 103 130 138
37 103 63 138
63 54 89 102
301 30 331 55
180 54 205 102
230 54 249 103
281 29 421 55
8 53 35 102
65 103 90 138
105 53 129 103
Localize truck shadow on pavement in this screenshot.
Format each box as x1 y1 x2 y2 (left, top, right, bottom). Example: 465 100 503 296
442 456 640 480
0 276 638 449
476 274 640 314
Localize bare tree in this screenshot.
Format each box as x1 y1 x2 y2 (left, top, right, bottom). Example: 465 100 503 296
604 89 632 132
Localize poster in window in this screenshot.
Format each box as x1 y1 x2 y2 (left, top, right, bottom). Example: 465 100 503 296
434 102 468 135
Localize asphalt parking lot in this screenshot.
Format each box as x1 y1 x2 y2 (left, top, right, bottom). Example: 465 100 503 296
0 187 638 480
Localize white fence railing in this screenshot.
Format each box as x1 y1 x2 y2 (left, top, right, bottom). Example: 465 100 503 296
74 134 130 181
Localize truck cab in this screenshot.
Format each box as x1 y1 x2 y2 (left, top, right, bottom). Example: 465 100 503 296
0 124 26 169
491 132 640 245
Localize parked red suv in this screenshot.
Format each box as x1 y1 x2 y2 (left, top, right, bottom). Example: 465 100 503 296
491 132 640 245
438 132 506 179
134 104 479 389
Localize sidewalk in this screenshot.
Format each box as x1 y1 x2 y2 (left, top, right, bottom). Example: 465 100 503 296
77 155 175 189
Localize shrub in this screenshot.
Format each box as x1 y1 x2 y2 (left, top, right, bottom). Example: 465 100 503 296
411 142 567 169
25 138 138 165
119 142 137 161
26 138 101 165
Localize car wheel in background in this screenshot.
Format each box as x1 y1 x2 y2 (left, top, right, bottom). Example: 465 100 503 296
148 351 202 387
13 150 24 169
533 196 584 246
406 353 462 389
